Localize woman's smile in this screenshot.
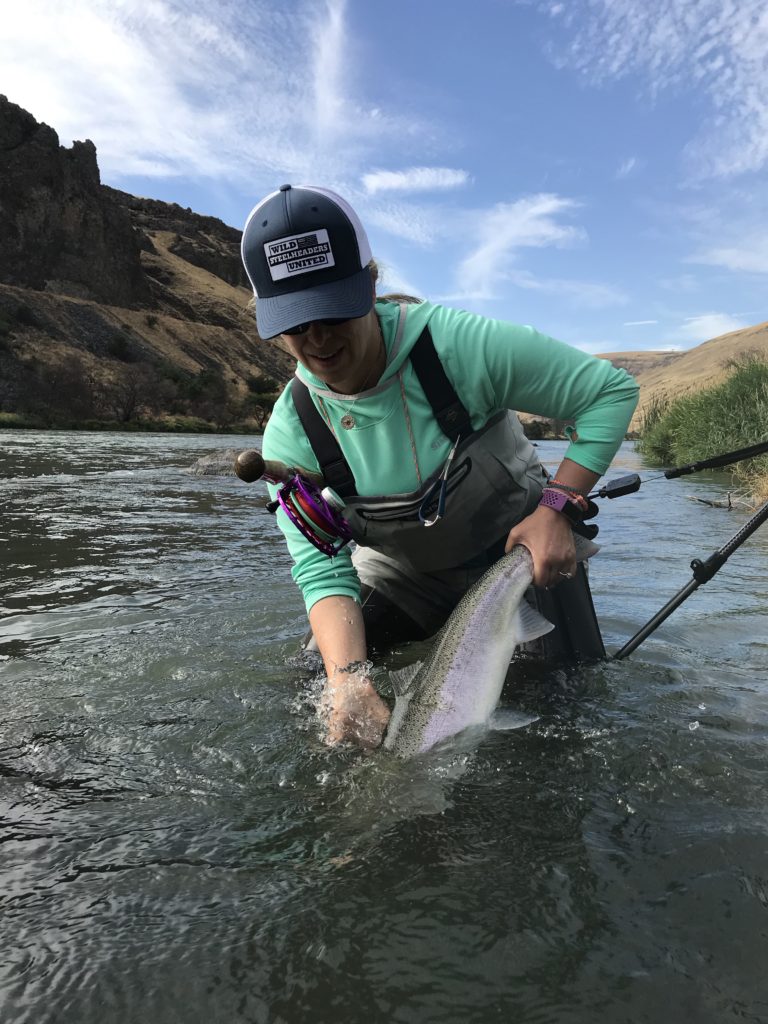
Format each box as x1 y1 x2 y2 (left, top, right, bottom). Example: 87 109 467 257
281 310 385 393
307 347 343 363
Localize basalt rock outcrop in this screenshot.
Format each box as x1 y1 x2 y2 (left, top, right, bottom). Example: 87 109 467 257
0 96 149 307
0 96 293 429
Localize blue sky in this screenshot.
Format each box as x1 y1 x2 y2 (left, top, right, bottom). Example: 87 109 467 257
3 0 767 353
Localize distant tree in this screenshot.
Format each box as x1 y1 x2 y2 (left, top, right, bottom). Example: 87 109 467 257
523 418 545 440
247 374 279 394
184 367 238 427
241 391 275 424
31 355 98 421
551 418 575 439
102 363 166 422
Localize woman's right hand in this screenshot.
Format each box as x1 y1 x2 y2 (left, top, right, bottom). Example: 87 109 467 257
321 671 391 749
309 595 389 748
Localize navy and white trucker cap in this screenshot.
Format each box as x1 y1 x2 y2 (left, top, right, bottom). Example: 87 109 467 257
241 184 374 339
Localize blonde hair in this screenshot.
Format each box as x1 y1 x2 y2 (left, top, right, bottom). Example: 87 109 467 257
369 258 422 305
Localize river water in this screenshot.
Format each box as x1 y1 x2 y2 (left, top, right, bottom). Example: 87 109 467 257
1 430 767 1024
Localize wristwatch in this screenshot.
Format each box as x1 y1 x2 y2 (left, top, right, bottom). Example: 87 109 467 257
538 487 584 524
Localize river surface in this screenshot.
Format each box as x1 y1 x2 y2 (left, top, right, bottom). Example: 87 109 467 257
1 430 767 1024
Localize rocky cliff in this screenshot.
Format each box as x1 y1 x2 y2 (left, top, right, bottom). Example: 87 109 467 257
0 96 293 429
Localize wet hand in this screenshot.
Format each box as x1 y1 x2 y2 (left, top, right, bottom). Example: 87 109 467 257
321 672 391 749
505 505 577 589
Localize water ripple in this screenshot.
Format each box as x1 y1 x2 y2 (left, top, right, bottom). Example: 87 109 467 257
1 433 767 1023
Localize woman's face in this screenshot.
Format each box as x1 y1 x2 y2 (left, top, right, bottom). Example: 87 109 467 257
279 306 382 394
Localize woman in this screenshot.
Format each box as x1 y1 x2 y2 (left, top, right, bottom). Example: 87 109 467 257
241 184 639 749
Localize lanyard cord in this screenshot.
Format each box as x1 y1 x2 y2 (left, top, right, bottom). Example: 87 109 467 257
398 370 423 487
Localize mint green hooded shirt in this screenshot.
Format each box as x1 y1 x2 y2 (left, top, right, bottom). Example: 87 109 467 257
263 299 639 612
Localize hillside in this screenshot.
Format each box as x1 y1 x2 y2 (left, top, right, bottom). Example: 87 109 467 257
600 321 768 430
3 95 766 435
0 95 293 430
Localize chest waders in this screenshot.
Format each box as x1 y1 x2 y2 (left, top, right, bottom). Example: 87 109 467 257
293 325 605 662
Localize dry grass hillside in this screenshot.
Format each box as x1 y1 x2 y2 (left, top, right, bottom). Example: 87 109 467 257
600 320 768 430
2 227 290 391
3 97 766 436
0 230 294 428
0 95 296 429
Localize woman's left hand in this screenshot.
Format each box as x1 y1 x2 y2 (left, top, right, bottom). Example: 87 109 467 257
504 505 577 589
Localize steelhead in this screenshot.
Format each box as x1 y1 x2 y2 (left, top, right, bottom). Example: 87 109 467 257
383 545 554 758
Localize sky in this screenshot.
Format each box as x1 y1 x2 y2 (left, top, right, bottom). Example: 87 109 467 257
2 0 767 354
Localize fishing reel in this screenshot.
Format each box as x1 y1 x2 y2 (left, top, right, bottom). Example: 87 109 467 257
267 475 352 557
234 449 352 557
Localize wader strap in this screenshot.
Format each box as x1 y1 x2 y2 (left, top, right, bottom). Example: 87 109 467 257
289 324 471 495
290 376 357 497
408 327 472 443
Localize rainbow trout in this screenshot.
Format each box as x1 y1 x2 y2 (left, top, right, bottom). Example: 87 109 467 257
383 546 553 758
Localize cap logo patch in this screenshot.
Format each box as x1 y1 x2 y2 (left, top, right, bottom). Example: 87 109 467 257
264 228 335 281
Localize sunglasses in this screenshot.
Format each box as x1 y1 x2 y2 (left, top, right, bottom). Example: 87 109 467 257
281 317 351 337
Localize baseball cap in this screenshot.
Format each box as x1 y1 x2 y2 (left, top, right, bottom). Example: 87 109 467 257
241 184 374 339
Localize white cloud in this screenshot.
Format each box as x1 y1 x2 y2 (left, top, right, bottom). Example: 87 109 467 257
362 167 470 194
692 238 768 274
616 157 639 178
623 320 659 326
312 0 346 144
457 194 586 299
0 0 430 189
659 273 700 292
375 260 424 300
542 0 768 178
506 269 628 308
674 312 748 344
362 200 443 246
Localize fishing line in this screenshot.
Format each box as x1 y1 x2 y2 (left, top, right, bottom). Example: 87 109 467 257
588 437 768 501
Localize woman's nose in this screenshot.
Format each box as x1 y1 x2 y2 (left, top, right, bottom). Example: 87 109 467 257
305 321 334 345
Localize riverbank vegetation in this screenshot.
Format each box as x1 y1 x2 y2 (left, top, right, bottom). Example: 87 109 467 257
637 355 768 503
0 350 280 434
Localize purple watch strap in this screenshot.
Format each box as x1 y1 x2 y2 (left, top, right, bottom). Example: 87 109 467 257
538 487 582 522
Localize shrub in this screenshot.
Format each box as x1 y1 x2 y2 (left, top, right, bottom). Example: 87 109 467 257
107 333 138 362
247 374 279 394
15 304 38 327
637 355 768 497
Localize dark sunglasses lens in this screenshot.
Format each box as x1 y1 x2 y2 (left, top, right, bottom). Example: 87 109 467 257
282 317 351 336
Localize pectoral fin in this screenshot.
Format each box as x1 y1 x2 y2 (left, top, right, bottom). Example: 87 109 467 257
573 532 600 561
389 661 422 697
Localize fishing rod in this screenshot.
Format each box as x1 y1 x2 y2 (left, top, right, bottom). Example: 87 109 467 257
235 440 767 654
613 497 768 660
588 437 768 501
588 437 768 659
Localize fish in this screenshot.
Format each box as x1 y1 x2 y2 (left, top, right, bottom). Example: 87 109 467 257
382 545 554 758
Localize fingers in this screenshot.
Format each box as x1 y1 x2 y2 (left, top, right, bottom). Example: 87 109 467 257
539 563 578 590
321 676 391 749
505 507 577 589
324 705 389 749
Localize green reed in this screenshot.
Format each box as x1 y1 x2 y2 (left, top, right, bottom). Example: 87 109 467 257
637 354 768 501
